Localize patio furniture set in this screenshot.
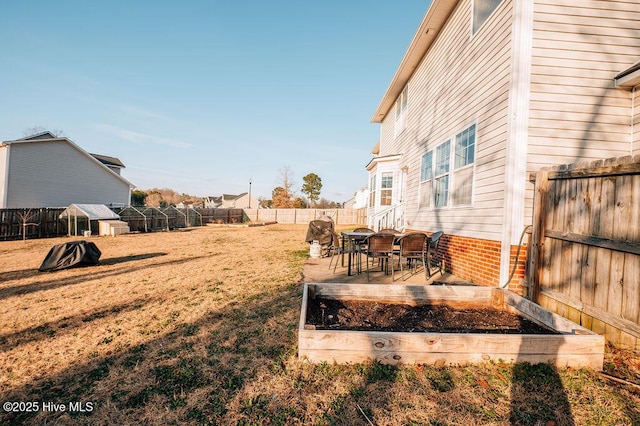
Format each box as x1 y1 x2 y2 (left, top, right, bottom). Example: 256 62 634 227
327 228 444 281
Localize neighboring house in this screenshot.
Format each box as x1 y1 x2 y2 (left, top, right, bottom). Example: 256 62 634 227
368 0 640 289
90 153 125 175
203 196 222 209
221 193 260 209
344 187 370 210
204 193 260 209
0 131 134 208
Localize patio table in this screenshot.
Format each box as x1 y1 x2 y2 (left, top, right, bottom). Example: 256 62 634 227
340 231 373 276
340 231 412 276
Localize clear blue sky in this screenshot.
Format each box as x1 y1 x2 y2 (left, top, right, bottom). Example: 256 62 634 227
0 1 430 202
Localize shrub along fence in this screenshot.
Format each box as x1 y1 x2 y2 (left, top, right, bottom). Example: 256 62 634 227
243 208 367 225
527 155 640 350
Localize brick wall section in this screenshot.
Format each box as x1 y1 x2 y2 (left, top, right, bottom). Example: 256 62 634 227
426 232 528 296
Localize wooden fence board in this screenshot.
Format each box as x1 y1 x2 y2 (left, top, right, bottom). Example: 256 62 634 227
0 208 67 240
529 156 640 348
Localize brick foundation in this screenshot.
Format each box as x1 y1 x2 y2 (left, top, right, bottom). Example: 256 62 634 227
425 232 528 296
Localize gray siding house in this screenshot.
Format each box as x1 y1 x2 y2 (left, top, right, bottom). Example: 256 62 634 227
0 132 134 208
368 0 640 291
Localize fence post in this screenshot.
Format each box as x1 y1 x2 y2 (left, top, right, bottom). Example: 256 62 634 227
528 169 550 303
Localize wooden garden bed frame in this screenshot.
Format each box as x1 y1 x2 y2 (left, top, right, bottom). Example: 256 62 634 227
298 283 605 370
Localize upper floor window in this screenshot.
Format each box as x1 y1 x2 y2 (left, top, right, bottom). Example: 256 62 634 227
380 172 394 206
394 86 408 137
473 0 503 34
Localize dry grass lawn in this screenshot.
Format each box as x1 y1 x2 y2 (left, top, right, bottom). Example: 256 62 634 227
1 224 639 425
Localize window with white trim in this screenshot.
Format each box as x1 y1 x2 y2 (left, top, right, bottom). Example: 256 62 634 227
369 174 376 207
434 141 451 208
380 172 393 206
453 124 475 205
394 86 408 137
419 151 433 208
419 123 476 209
473 0 504 34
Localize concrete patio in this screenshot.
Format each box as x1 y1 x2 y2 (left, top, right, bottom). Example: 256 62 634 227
302 251 472 285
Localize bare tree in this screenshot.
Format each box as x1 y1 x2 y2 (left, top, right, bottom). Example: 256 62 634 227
277 166 296 204
23 126 66 138
16 209 39 241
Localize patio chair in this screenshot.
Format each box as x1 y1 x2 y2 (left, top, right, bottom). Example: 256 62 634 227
350 227 374 262
427 231 444 277
327 230 352 273
360 233 396 282
395 232 428 281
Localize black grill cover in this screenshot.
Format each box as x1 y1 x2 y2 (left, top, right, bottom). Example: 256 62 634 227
305 219 334 247
39 241 102 272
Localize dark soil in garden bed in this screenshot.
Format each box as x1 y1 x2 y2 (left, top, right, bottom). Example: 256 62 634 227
306 298 557 334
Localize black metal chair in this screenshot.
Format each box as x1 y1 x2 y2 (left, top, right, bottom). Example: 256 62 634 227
427 231 444 277
395 232 428 280
360 233 396 281
350 227 374 266
327 230 350 273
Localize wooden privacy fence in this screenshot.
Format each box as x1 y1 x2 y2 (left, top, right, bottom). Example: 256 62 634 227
527 155 640 349
0 208 67 240
244 208 367 225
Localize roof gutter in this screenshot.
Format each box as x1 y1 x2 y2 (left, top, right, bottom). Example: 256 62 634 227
371 0 458 123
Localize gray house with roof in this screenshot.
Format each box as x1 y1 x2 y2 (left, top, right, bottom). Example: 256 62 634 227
0 132 134 208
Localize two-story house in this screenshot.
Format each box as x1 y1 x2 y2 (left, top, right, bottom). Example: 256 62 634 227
368 0 640 290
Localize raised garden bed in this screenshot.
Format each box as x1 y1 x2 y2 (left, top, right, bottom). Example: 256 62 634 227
298 283 605 370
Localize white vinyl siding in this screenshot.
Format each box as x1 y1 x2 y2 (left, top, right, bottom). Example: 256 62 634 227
379 0 512 240
525 0 640 221
5 141 130 208
528 0 640 173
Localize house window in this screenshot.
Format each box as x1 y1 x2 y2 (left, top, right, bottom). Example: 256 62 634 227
419 124 476 209
419 151 433 208
434 141 450 208
473 0 503 34
394 86 408 137
380 172 393 206
369 174 376 207
453 124 475 205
